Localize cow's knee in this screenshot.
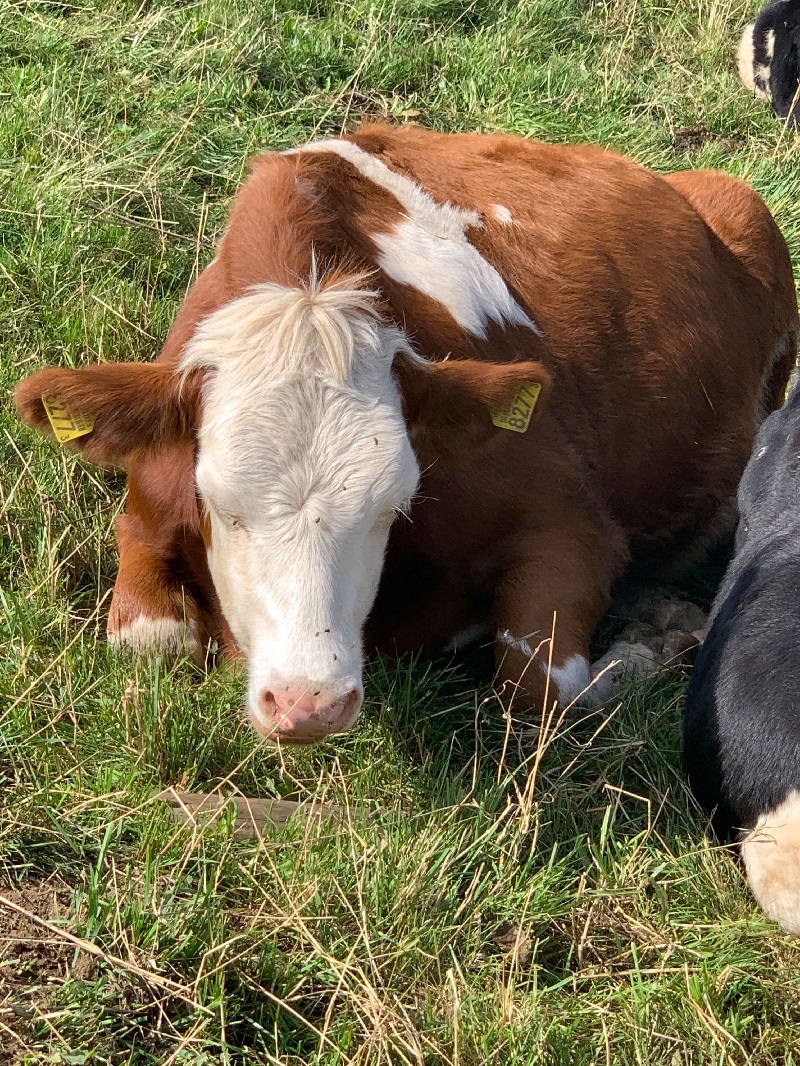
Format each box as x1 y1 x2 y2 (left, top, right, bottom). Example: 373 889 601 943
108 607 205 664
742 791 800 934
495 629 593 712
109 516 209 665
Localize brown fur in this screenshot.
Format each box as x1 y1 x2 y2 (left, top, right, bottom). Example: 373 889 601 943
15 125 799 716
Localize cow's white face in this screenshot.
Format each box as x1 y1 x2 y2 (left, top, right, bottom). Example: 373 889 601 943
184 280 420 743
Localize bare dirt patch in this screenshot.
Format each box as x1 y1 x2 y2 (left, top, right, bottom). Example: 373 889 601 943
671 126 747 153
0 877 91 1062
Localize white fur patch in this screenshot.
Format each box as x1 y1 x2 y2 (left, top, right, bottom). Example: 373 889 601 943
291 138 541 339
766 27 776 61
755 62 773 92
737 23 758 92
109 615 203 662
372 222 536 339
737 22 771 100
742 790 800 934
491 204 514 225
542 653 592 705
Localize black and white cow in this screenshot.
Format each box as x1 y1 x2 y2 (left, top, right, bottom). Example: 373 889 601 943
685 376 800 933
738 0 800 126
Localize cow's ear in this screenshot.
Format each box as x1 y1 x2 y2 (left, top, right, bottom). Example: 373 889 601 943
14 362 202 469
395 356 551 463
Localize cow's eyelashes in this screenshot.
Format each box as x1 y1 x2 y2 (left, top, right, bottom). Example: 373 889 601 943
374 502 411 531
205 499 244 529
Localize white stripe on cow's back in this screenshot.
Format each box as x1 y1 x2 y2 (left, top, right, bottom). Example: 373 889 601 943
291 137 482 235
289 138 542 340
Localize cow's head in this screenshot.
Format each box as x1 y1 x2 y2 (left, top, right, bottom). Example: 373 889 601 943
15 275 550 743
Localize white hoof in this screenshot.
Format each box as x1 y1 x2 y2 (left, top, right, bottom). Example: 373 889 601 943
742 791 800 934
108 614 204 664
587 640 661 706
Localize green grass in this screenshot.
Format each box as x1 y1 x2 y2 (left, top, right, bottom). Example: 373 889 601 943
3 0 800 1061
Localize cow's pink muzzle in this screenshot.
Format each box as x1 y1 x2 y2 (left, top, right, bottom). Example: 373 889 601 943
251 686 362 744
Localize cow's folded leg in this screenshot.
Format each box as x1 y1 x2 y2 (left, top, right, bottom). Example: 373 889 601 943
493 534 623 714
107 515 208 665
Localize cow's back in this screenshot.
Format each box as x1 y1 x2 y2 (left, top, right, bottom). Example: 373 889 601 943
664 168 797 416
148 125 798 557
336 126 797 551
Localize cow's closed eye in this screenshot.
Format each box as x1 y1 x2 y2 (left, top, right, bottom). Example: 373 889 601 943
205 500 245 529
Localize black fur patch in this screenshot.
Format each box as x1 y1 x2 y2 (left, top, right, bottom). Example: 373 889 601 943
684 371 800 837
744 0 800 126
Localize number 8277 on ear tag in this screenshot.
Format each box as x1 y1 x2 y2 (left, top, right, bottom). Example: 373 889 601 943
490 382 542 433
41 395 95 444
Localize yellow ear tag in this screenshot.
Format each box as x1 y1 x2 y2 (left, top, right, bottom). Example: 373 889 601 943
490 381 541 433
41 395 95 444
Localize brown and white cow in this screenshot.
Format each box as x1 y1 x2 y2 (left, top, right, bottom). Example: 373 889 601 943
15 125 798 744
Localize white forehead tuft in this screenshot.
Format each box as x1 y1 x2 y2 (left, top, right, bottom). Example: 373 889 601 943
182 272 421 529
289 139 542 339
180 274 413 397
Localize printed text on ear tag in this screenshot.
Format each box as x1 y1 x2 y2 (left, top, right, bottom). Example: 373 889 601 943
41 395 95 444
490 381 541 433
